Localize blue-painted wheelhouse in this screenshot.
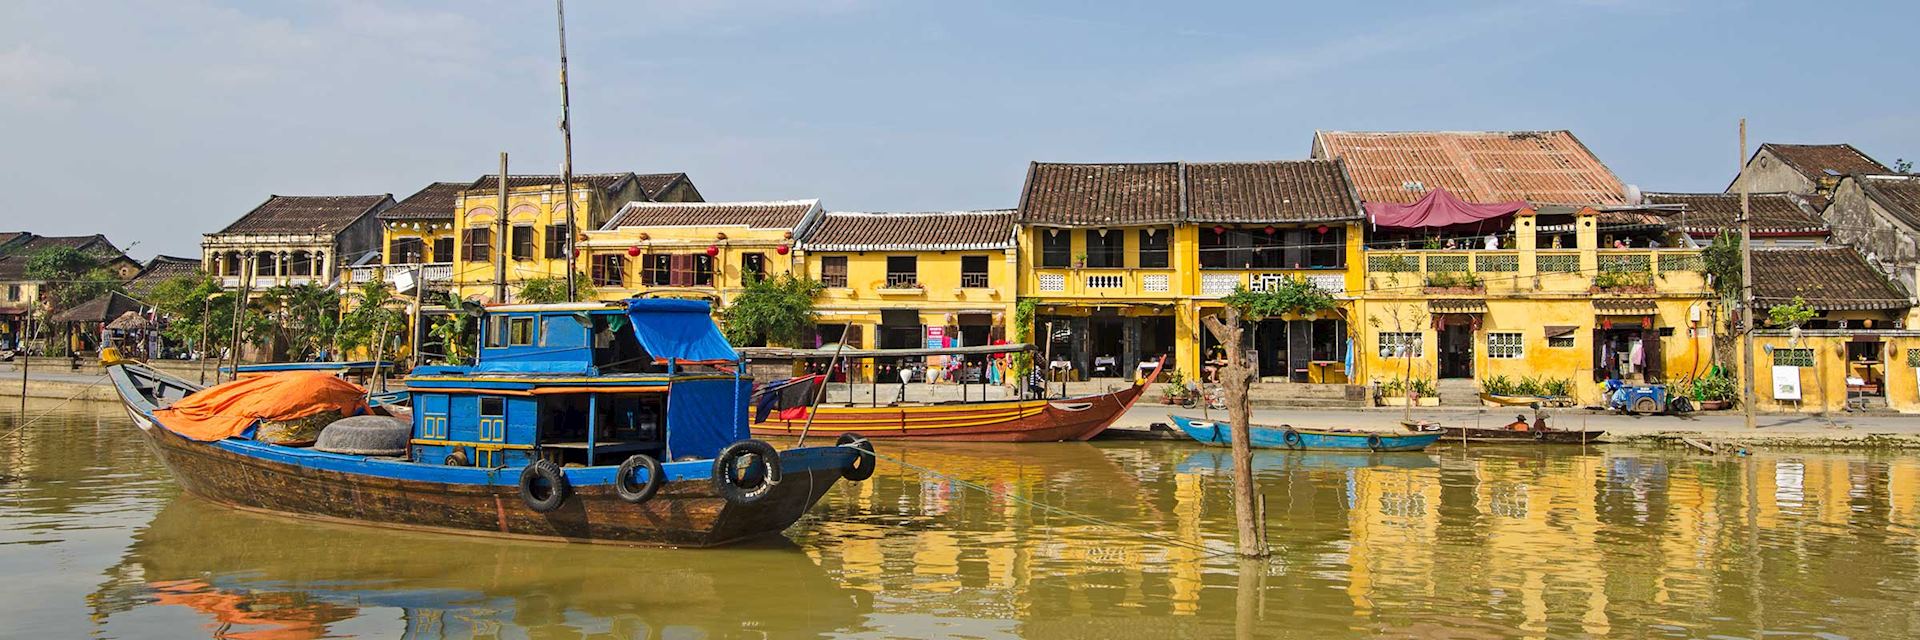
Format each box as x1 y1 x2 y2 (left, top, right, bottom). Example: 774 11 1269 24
405 299 753 468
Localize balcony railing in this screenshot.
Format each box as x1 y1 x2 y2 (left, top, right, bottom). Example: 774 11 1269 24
960 272 989 288
346 263 455 287
884 273 919 288
1363 249 1707 294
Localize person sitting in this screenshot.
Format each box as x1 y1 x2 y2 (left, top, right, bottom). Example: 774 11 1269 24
1505 414 1531 432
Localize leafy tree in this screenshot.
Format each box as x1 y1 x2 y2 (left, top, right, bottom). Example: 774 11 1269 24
1702 231 1742 300
720 273 822 346
428 312 474 364
256 283 341 360
1009 298 1038 380
1766 296 1817 330
147 273 224 351
1217 277 1336 321
337 280 407 356
516 277 595 304
24 246 122 313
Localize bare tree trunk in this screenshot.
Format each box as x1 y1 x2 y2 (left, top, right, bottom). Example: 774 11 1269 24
1203 307 1269 558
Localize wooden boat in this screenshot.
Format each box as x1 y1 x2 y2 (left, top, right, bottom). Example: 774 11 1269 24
745 345 1160 442
1406 420 1606 444
1478 392 1575 408
1176 449 1439 475
1169 414 1442 452
106 299 874 547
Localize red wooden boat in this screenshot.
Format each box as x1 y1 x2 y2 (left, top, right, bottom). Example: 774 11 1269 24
745 346 1161 442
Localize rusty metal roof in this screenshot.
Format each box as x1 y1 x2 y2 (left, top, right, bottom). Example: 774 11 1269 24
1312 130 1628 206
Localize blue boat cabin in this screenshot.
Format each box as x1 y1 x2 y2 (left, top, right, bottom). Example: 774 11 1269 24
403 300 751 469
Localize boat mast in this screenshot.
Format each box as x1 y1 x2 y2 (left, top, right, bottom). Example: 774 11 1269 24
555 0 579 302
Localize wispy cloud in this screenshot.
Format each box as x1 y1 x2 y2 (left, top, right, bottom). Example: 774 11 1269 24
0 44 95 109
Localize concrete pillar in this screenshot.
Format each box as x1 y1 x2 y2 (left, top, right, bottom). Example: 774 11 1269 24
1516 208 1538 280
1576 208 1599 276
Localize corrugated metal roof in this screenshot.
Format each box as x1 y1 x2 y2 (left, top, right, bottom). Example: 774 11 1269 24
1313 130 1628 206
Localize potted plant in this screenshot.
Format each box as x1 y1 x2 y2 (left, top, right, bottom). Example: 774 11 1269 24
1679 371 1736 410
1072 253 1088 269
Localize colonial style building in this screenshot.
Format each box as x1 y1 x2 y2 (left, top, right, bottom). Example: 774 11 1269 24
1015 159 1365 380
1312 130 1714 405
202 194 393 291
1728 143 1890 196
581 199 821 306
448 173 700 302
796 209 1019 354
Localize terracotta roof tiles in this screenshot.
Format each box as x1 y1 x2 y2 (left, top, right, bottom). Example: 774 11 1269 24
802 210 1016 251
1185 160 1364 223
379 182 466 221
604 199 820 231
1759 143 1889 183
1640 192 1828 237
1018 162 1183 227
217 195 392 235
1017 160 1361 226
1854 175 1920 230
1312 130 1628 206
1752 246 1910 311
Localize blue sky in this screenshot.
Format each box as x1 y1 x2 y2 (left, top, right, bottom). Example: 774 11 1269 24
3 0 1915 258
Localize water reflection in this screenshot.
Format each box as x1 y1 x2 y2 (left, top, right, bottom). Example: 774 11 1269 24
6 402 1920 638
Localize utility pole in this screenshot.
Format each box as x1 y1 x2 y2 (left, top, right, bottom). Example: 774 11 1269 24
556 0 580 302
409 264 425 370
495 152 510 303
197 295 211 385
1738 119 1759 430
226 254 253 382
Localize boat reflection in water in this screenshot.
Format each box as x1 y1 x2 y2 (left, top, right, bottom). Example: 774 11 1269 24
89 497 868 639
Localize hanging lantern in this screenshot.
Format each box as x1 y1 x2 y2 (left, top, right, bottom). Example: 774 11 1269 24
1317 224 1330 235
1213 225 1226 235
716 232 729 241
705 245 719 257
776 244 791 255
1642 316 1652 329
626 245 642 257
1264 225 1277 235
1602 319 1613 330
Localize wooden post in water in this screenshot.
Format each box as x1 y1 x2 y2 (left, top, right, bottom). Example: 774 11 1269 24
19 311 30 411
1202 306 1268 558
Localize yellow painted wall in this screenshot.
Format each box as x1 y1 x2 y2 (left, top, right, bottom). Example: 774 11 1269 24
382 222 457 264
450 181 643 302
1751 333 1920 413
581 224 799 306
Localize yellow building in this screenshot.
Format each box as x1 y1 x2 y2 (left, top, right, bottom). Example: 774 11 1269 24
448 172 701 303
795 209 1019 357
1745 246 1918 412
1013 160 1367 381
579 199 820 311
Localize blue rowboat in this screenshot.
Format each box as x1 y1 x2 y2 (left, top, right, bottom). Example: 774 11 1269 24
1169 414 1442 452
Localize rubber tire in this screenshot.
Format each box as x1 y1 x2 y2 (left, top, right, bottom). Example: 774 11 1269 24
1282 429 1305 450
1366 434 1384 451
1633 397 1659 414
519 459 570 513
1533 429 1549 442
712 439 782 506
615 454 665 504
837 432 877 482
444 448 469 467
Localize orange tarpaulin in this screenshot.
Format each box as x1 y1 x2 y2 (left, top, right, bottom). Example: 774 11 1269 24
153 371 370 442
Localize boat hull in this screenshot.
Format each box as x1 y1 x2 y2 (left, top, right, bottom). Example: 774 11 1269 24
1427 425 1606 444
111 364 857 547
751 383 1149 442
1170 415 1441 452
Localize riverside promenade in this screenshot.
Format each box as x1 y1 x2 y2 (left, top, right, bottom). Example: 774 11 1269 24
8 361 1920 448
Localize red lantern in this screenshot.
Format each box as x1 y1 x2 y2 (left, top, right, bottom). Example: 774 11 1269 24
1642 316 1652 329
1264 225 1277 235
1602 319 1613 330
705 245 719 257
1213 225 1226 235
776 244 791 255
626 245 641 257
1317 224 1330 235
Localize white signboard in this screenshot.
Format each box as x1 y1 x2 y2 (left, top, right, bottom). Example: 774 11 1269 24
1771 365 1802 401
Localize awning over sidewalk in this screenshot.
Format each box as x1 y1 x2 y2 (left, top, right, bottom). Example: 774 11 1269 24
1428 298 1489 314
1593 298 1659 316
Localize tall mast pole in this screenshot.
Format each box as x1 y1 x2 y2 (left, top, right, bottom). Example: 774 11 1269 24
556 0 579 302
496 152 510 303
1738 119 1759 430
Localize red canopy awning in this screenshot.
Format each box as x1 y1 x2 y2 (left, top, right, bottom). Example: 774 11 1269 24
1365 188 1528 230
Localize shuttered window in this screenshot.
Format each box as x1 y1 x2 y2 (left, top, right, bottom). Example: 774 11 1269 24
821 256 848 288
545 224 569 259
511 226 535 261
462 228 492 262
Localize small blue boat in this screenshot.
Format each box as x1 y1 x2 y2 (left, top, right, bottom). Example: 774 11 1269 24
1170 414 1443 452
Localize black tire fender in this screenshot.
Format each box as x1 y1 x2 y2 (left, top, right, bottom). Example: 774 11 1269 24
615 454 665 504
837 432 876 482
712 439 782 505
444 448 469 467
1366 434 1384 451
518 459 570 513
1282 429 1305 450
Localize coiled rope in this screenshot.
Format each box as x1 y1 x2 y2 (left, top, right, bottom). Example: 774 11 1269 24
850 444 1231 557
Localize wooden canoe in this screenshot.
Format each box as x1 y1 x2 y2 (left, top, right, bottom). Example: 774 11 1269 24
751 371 1157 443
1170 415 1443 452
108 363 864 547
1407 421 1606 444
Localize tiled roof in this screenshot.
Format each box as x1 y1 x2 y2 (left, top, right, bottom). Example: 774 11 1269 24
1758 143 1889 183
1593 298 1660 315
0 233 123 259
217 195 392 235
380 182 466 221
1185 160 1363 223
634 173 698 200
603 199 821 231
1854 174 1920 230
1640 192 1827 236
52 291 145 324
467 173 636 195
0 257 26 281
126 256 203 294
0 232 23 248
1312 130 1628 206
1752 246 1910 311
1018 162 1183 226
802 210 1016 251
